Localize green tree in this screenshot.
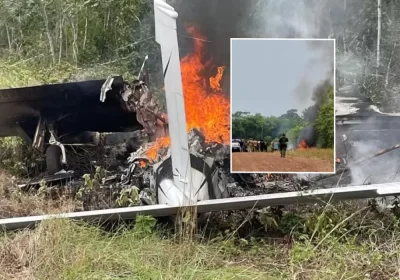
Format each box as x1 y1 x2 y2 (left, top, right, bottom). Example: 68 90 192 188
314 85 334 148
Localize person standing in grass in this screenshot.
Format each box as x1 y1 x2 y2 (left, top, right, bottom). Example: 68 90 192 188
279 133 289 158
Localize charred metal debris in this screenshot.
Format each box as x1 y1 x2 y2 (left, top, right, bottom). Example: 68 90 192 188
12 71 347 211
17 126 310 211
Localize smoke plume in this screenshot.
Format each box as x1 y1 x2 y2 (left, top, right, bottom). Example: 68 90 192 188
168 0 353 94
169 0 253 93
299 126 318 147
166 0 391 183
302 79 333 123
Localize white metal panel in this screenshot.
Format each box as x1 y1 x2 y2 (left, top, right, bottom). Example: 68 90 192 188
153 0 194 206
2 183 400 231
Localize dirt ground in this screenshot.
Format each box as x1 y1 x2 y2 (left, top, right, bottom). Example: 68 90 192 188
231 152 334 173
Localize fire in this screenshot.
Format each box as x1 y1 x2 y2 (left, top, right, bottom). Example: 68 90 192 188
146 26 230 161
138 160 147 168
209 66 225 91
298 140 309 149
146 137 171 161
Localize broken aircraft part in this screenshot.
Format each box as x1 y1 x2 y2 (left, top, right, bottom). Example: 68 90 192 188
3 182 400 231
0 77 140 139
0 72 171 174
101 76 167 140
18 171 74 191
153 0 195 207
155 155 214 206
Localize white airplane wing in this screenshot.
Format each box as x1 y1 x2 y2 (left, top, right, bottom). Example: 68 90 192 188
153 0 194 206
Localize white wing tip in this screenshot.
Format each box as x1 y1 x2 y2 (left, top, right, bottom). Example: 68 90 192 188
154 0 178 19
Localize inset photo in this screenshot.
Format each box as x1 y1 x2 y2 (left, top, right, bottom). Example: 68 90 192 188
231 38 335 173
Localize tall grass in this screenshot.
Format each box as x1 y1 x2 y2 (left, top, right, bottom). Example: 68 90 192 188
1 200 400 279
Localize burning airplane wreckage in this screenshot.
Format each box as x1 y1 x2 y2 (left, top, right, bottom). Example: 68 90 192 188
2 0 400 230
0 0 270 208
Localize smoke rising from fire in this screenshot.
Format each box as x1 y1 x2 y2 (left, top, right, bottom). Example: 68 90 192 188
155 0 400 187
298 126 317 147
170 0 254 93
298 79 333 147
349 139 400 185
168 0 351 93
294 41 334 108
302 79 333 124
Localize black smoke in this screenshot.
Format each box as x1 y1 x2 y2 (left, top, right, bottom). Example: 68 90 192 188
298 126 318 147
298 78 333 147
302 79 332 123
168 0 340 95
166 0 336 148
171 0 254 94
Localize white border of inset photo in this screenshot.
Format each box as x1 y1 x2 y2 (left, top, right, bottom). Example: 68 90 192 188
230 38 336 174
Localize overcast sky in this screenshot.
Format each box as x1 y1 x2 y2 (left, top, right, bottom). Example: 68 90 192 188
231 39 334 117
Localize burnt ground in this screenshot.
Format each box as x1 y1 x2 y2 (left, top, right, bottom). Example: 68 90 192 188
231 152 334 173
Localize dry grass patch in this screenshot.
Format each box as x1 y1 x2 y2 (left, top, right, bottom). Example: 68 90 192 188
287 147 334 162
0 171 77 219
0 195 76 219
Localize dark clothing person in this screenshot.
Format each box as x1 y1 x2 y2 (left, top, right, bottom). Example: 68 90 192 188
260 140 265 152
239 140 244 152
279 134 289 158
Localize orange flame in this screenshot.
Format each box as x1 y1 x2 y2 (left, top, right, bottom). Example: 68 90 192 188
138 160 147 168
146 137 171 161
145 26 230 161
298 140 309 149
209 66 225 91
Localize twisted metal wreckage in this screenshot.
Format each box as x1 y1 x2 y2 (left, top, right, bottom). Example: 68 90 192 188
2 0 400 230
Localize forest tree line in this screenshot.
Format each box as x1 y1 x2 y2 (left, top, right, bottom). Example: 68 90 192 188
0 0 163 89
232 85 334 149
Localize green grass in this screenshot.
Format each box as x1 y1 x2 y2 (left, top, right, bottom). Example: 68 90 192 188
286 148 334 162
0 219 274 280
1 202 400 280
